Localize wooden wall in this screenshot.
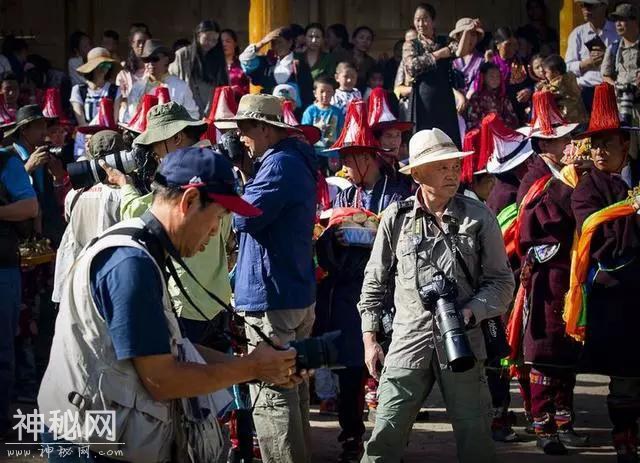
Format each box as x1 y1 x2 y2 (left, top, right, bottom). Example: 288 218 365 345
0 0 563 70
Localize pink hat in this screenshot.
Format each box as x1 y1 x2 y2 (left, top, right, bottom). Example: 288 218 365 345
324 99 384 157
41 88 71 125
120 94 159 134
154 86 171 105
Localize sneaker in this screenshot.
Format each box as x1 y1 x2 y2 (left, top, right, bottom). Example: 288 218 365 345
319 398 337 416
558 427 590 447
492 425 522 443
339 438 363 462
536 434 568 456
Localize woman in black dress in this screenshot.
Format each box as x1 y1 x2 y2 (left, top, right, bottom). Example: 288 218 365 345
402 3 476 148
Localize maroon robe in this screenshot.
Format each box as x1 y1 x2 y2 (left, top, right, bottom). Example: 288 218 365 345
519 179 582 366
486 174 520 216
517 155 552 206
571 167 640 377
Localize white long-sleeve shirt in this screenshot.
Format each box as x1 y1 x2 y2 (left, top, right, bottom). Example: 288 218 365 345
565 20 618 89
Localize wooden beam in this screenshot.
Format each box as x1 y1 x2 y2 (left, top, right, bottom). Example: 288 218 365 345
560 0 582 56
248 0 291 93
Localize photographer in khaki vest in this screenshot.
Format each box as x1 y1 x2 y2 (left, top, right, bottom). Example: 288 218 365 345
358 128 515 463
38 147 301 462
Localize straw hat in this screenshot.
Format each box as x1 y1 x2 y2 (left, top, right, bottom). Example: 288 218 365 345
449 18 485 39
216 94 297 130
76 47 120 75
399 128 472 174
516 90 578 139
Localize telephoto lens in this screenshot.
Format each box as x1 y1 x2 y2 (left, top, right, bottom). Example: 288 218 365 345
418 272 475 372
288 331 345 371
67 147 147 189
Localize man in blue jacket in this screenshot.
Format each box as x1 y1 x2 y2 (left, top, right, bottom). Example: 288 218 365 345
220 94 317 463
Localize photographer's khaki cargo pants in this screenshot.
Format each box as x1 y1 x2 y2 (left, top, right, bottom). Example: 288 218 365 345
245 306 315 463
362 355 496 463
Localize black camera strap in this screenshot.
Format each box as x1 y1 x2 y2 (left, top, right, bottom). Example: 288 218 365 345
139 211 279 350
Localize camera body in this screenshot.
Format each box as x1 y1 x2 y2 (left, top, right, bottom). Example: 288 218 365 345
216 131 247 164
288 331 344 371
418 271 475 372
66 145 154 190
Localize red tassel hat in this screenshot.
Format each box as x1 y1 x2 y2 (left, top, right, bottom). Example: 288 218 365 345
282 100 321 145
367 87 413 135
201 86 238 144
517 89 578 139
323 99 385 157
77 98 118 134
41 88 72 125
119 94 159 134
576 82 640 139
154 86 171 105
460 128 487 184
482 112 535 174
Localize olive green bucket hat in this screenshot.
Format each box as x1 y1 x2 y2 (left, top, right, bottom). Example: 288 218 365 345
133 101 206 145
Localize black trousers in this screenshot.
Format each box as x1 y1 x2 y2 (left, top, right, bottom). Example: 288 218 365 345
336 366 367 442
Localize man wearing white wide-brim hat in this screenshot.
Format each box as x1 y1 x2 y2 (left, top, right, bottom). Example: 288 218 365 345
358 128 515 462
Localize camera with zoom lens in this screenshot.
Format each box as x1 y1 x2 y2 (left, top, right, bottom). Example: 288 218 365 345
216 131 247 164
288 331 344 371
418 271 475 372
66 145 155 190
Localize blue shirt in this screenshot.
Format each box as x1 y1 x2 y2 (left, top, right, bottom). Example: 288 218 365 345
0 154 36 201
565 20 618 88
301 104 344 151
90 247 171 360
233 137 317 311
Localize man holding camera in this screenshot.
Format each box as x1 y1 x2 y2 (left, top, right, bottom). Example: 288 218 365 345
218 94 318 463
104 102 233 346
359 128 515 463
39 147 300 462
52 130 125 303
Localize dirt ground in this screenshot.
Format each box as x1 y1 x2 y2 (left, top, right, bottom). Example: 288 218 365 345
309 374 615 462
0 374 616 462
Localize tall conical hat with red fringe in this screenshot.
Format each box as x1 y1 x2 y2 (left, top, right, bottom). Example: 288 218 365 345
41 87 71 125
460 128 487 184
77 98 117 134
120 94 159 134
282 99 321 145
367 87 413 134
323 99 384 157
517 89 578 139
154 86 171 105
482 112 534 174
201 86 237 144
0 94 15 128
577 82 640 139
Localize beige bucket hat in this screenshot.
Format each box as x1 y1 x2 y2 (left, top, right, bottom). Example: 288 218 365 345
399 128 472 174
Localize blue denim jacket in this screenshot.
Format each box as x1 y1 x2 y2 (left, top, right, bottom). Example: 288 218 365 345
233 137 317 311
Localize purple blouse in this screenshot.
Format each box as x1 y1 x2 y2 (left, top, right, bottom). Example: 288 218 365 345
453 52 484 94
227 59 250 99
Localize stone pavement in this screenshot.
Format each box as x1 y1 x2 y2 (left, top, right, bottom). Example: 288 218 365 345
0 374 618 462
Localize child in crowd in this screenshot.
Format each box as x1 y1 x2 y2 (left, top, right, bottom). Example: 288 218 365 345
0 72 19 117
363 66 384 100
302 75 344 152
331 62 361 114
538 54 587 124
465 62 518 130
528 53 546 86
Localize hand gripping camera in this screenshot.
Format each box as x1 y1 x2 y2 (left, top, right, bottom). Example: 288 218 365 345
418 271 475 372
